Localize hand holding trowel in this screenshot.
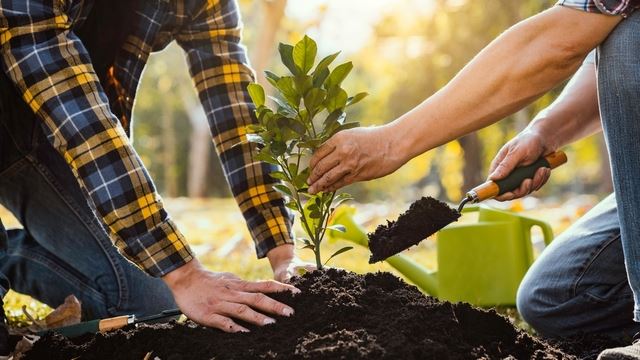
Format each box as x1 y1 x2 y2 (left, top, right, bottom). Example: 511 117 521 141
367 151 567 263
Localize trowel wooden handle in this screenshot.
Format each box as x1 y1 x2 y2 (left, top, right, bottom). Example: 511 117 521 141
471 151 567 201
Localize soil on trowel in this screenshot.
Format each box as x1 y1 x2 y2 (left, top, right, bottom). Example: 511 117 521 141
25 269 576 360
368 196 460 263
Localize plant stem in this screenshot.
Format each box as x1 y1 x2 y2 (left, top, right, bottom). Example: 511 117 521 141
277 157 322 268
317 192 336 249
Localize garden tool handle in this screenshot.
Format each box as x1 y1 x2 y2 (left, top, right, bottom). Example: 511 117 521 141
39 315 133 338
468 151 567 202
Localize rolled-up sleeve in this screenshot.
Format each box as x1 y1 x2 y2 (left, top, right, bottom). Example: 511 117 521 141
0 0 193 277
557 0 640 16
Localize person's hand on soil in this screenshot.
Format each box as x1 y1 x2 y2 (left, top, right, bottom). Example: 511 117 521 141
267 244 316 283
308 126 406 194
488 129 556 201
162 259 299 333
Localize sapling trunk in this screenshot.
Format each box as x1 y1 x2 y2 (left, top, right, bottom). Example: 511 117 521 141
245 35 367 268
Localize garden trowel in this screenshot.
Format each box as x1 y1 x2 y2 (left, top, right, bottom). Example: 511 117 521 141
38 308 182 338
367 151 567 262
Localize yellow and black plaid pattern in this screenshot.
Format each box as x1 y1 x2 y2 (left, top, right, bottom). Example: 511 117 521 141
0 0 293 276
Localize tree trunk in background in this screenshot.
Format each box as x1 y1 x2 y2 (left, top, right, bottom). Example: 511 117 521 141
182 89 211 198
459 132 484 193
249 0 287 87
598 135 614 194
162 100 179 197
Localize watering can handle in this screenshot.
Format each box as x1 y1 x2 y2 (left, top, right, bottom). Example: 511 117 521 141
520 216 554 246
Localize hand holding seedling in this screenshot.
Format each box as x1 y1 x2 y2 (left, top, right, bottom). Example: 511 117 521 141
268 244 316 283
308 125 406 194
245 35 367 269
163 259 299 333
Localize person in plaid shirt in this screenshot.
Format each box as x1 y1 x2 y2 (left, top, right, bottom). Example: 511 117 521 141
0 0 308 347
307 0 640 358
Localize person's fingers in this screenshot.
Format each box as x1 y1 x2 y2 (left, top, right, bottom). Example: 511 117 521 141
488 146 509 177
237 279 299 295
309 166 351 194
236 291 294 317
201 313 249 333
309 155 341 188
531 167 548 192
489 149 523 181
218 301 277 327
534 168 551 192
309 140 338 182
495 191 516 202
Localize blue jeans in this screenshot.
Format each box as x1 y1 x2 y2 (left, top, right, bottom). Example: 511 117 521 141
517 11 640 338
0 73 175 320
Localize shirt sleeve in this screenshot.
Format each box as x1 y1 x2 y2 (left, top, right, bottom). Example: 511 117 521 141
556 0 639 16
175 0 294 258
0 1 193 277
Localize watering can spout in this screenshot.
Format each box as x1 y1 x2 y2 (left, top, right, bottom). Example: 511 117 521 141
328 206 439 296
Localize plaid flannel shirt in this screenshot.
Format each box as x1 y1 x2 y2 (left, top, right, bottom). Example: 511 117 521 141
0 0 294 277
557 0 640 16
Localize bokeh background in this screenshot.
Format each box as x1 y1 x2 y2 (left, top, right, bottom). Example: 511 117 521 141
1 0 611 324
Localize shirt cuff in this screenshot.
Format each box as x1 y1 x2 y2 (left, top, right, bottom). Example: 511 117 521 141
248 206 295 258
118 219 194 277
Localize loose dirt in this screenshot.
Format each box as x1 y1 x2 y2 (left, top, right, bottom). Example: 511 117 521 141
25 269 587 360
368 196 460 263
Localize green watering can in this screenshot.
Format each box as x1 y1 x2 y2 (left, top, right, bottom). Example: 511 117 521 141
329 205 553 306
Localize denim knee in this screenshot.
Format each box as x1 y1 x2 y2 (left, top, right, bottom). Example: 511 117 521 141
516 278 557 336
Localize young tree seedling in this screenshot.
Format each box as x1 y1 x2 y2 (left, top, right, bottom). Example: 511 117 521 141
246 35 367 269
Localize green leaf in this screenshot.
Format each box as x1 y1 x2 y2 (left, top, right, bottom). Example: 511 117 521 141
288 162 299 177
256 151 279 166
294 167 310 189
312 67 330 88
294 75 313 97
301 244 315 251
325 62 353 89
347 92 368 107
324 246 354 266
326 224 346 233
324 87 348 113
285 201 299 211
264 71 280 88
269 96 297 117
313 52 340 74
323 110 346 128
246 124 264 133
332 193 354 208
273 184 292 197
278 43 298 75
246 133 265 145
270 140 287 156
333 122 360 134
308 210 322 219
298 138 323 149
292 35 317 74
269 171 288 181
247 83 265 107
304 88 326 115
276 77 300 108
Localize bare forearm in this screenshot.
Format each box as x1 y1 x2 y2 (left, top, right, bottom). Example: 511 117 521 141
390 6 620 163
527 62 601 149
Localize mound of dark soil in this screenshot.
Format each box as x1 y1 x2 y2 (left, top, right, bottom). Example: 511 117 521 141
25 269 575 360
368 197 460 263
